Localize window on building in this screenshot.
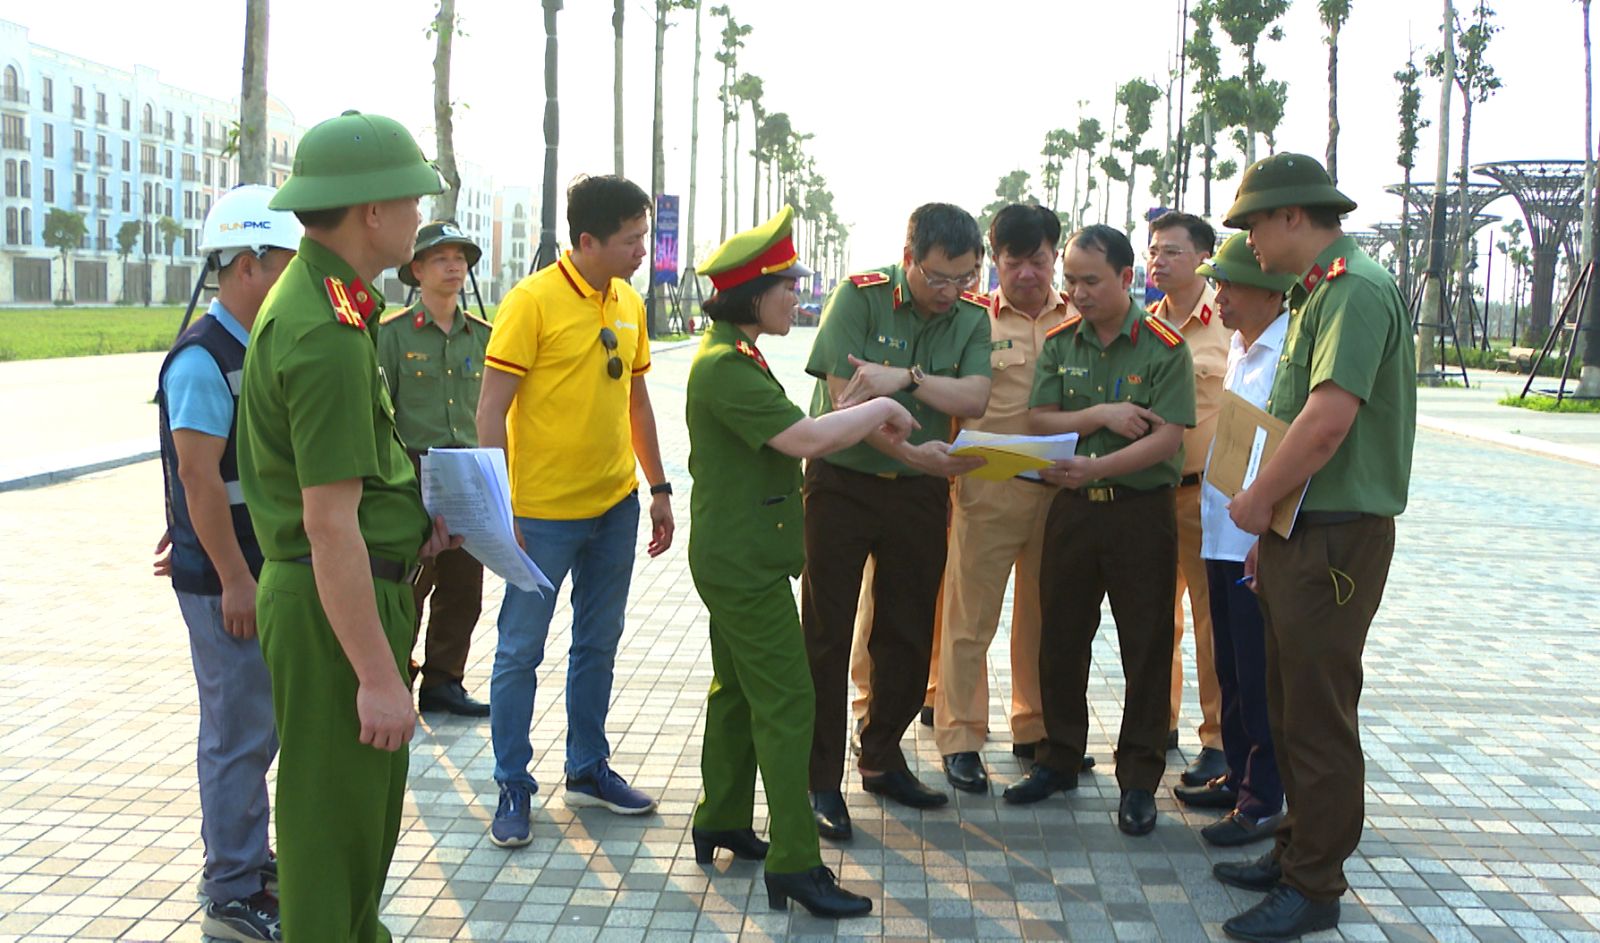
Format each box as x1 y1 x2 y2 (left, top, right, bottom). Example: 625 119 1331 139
121 140 130 171
72 84 84 119
44 168 54 203
143 221 151 251
203 193 212 218
41 77 53 112
183 190 193 220
3 160 15 198
143 103 153 131
164 187 172 216
97 175 107 197
74 172 84 202
97 218 106 246
141 143 156 174
164 150 172 178
42 124 53 158
142 182 151 213
219 162 228 188
204 157 213 185
164 109 173 138
1 66 16 100
19 159 29 198
121 98 131 130
184 115 193 144
96 133 107 163
184 228 195 257
5 208 16 245
73 128 84 157
96 92 106 124
121 180 130 212
20 207 30 245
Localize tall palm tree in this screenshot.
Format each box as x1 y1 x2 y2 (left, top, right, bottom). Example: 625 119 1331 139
613 0 624 176
711 7 748 242
684 1 704 283
430 0 461 221
1579 0 1600 394
1319 0 1352 183
239 0 269 185
533 0 562 272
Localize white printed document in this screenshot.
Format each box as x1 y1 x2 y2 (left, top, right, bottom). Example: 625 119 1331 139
421 448 553 594
949 430 1080 482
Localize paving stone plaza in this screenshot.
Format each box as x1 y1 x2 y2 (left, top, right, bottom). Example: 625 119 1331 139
1 329 1599 942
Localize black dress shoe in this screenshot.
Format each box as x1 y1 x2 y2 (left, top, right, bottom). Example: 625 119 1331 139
765 865 872 918
918 705 934 727
1181 746 1229 786
1118 789 1157 836
861 769 948 808
1223 885 1339 941
1213 850 1283 892
1202 811 1284 848
810 791 852 841
1001 764 1077 804
941 752 988 794
691 827 769 864
1166 728 1180 752
1011 741 1096 770
1173 776 1239 809
417 682 491 717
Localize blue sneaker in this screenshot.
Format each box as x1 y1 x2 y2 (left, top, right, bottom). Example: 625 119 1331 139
490 783 535 847
564 762 658 815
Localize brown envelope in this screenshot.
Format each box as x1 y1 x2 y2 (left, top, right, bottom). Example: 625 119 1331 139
1204 391 1306 539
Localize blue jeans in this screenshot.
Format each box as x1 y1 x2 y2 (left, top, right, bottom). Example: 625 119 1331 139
491 492 640 787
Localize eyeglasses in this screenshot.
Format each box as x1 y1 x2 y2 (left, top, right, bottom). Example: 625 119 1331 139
1146 245 1194 261
598 327 624 380
916 263 980 291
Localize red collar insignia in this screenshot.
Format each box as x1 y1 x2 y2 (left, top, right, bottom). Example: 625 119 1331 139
735 339 769 371
1327 258 1349 281
892 284 904 309
1199 304 1213 326
1302 263 1326 293
325 276 366 330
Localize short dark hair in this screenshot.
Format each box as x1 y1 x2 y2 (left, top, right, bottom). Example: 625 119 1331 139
701 274 785 326
1149 211 1216 254
989 204 1062 259
567 175 651 245
1303 205 1345 229
1068 224 1136 273
293 206 351 231
904 203 984 264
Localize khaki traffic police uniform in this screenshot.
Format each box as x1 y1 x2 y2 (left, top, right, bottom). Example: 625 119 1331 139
1255 236 1415 900
239 237 430 943
1149 282 1228 749
930 285 1068 755
802 266 991 789
376 302 490 692
686 319 823 876
1028 301 1195 790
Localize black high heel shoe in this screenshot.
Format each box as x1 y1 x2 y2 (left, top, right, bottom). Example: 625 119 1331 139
764 865 872 918
691 827 769 864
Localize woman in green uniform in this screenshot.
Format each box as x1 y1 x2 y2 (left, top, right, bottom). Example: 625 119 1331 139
688 206 915 919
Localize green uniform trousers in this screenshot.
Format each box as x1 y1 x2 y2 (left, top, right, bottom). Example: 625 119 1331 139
691 576 823 876
258 561 413 943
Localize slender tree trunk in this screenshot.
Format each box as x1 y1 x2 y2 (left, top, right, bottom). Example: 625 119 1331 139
749 106 760 226
731 77 740 232
649 1 667 338
431 0 461 221
239 0 269 185
684 2 703 279
613 0 624 176
1202 108 1214 215
1454 96 1474 348
1326 21 1340 183
718 58 730 242
533 0 562 272
1581 0 1600 392
1399 168 1414 298
1418 0 1455 375
1244 47 1259 165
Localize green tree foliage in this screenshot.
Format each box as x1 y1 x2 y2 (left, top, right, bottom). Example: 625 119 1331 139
1319 0 1353 182
1394 53 1429 296
115 220 140 304
157 215 184 264
1115 78 1163 230
1212 0 1291 165
43 208 88 303
1427 2 1502 306
979 170 1038 237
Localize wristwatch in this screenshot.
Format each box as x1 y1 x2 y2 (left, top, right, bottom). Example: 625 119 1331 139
907 363 927 391
649 482 673 497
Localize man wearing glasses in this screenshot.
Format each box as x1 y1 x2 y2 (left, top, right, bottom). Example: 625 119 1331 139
801 203 992 840
476 174 675 848
1145 211 1231 791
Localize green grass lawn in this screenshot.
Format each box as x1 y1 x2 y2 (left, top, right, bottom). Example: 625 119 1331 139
0 306 192 361
1499 392 1600 413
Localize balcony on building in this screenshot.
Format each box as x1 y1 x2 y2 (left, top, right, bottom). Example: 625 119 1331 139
1 132 29 151
140 158 160 175
0 87 27 110
96 151 112 168
72 103 86 120
96 194 110 210
203 132 226 150
95 109 108 125
73 190 88 207
182 167 200 183
96 236 112 252
141 118 158 137
73 146 89 165
163 124 174 141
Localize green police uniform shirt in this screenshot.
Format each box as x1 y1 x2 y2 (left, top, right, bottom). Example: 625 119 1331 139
375 303 491 451
1266 236 1417 517
239 237 431 564
686 321 808 588
1030 299 1197 491
804 265 991 475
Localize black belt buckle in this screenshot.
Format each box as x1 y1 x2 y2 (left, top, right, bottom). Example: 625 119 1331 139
403 562 424 586
1179 472 1203 488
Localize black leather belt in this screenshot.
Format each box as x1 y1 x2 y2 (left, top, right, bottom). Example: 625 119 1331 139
1065 483 1173 504
1179 472 1203 487
1018 475 1054 487
290 554 422 585
1296 510 1375 527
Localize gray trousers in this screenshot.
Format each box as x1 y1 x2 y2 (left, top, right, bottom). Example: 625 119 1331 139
176 590 278 903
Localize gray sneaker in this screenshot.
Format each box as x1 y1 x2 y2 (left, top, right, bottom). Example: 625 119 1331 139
201 889 282 942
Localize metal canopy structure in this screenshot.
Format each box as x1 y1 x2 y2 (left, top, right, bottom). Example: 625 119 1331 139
1385 182 1507 258
1472 161 1587 344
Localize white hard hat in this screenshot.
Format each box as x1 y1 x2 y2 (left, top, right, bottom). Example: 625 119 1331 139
199 184 304 269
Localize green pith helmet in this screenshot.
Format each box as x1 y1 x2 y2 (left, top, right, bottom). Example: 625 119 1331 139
1196 233 1297 293
269 110 446 213
1222 152 1357 230
398 220 482 286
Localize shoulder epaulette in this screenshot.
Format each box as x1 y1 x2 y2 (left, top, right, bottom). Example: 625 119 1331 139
1045 314 1082 339
465 308 493 330
324 276 368 330
377 305 411 326
734 338 770 372
1143 314 1184 348
847 271 891 289
959 289 990 308
1326 257 1349 281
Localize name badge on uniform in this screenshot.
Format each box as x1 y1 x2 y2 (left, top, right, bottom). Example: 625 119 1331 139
876 334 908 350
1064 366 1090 378
991 339 1014 351
404 351 430 361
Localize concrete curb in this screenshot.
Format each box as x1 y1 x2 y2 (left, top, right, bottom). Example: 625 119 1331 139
0 439 160 492
1418 414 1600 469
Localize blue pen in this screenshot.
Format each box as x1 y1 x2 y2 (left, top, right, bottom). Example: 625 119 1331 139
1235 575 1255 586
465 357 472 373
1114 377 1123 399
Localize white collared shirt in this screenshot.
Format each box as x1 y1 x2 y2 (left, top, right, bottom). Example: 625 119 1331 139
1200 312 1290 562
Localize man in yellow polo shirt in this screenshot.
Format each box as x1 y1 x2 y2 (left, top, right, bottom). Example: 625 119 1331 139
476 175 675 847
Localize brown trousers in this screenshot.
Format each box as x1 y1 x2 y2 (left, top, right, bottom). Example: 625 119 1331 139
406 452 483 690
1036 486 1177 791
1258 515 1395 901
1173 482 1223 747
801 461 949 790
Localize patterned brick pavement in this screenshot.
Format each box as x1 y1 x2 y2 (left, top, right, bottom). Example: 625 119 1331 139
1 328 1598 941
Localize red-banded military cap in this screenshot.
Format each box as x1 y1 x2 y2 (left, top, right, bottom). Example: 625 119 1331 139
699 205 814 291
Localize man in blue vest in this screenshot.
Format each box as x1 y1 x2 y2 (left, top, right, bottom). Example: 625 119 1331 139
156 184 301 943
